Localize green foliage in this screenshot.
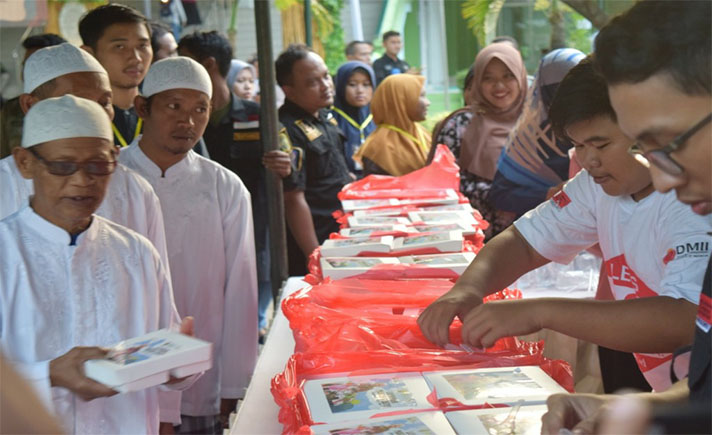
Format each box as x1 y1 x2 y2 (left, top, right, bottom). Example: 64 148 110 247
564 10 595 53
275 0 345 74
319 0 346 74
461 0 505 46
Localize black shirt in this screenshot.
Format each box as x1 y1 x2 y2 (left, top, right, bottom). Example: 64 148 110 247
373 54 410 86
689 255 711 405
112 105 141 147
202 93 271 280
279 98 351 242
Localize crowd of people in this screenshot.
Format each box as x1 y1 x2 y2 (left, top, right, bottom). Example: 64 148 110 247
0 0 709 433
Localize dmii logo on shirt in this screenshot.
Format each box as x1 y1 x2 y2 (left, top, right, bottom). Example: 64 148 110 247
667 241 710 262
551 191 571 209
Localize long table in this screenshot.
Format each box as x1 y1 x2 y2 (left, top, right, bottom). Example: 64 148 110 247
231 277 305 434
231 261 601 434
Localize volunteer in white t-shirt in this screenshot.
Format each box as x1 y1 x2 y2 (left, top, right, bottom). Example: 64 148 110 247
418 57 712 393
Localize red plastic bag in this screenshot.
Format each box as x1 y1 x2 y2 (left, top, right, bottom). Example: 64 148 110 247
271 349 574 433
282 284 523 353
338 145 462 200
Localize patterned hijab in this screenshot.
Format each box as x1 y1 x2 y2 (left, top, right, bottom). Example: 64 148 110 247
355 74 431 176
460 43 528 180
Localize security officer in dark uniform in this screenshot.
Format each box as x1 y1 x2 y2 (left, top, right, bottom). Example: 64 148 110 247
276 45 352 276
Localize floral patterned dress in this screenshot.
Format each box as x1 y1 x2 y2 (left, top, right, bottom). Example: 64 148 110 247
432 109 515 239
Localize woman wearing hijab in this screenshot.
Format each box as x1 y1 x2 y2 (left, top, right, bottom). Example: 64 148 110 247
490 48 585 217
459 43 528 239
355 74 431 176
331 61 377 176
226 59 256 100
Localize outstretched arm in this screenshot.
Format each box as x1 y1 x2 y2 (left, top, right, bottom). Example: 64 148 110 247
417 226 550 346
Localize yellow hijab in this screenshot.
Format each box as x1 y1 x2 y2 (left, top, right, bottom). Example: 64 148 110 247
355 74 431 176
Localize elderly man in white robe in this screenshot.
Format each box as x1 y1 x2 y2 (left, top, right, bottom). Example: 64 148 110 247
0 95 194 434
119 56 258 433
0 42 169 272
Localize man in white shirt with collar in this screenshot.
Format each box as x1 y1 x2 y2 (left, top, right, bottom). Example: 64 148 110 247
0 95 191 434
119 56 258 433
0 42 170 272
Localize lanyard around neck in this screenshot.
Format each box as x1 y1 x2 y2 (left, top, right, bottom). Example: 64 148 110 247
112 118 143 148
381 123 428 151
332 107 373 142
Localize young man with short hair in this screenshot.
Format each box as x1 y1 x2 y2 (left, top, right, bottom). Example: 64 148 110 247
150 21 178 62
345 40 373 65
542 1 711 433
275 44 352 275
418 55 711 393
372 30 411 85
119 56 258 433
79 3 153 147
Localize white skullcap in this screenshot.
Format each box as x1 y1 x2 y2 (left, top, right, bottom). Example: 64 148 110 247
22 95 113 148
142 56 212 99
23 43 106 94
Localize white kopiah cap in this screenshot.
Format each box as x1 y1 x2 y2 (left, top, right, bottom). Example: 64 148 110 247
141 56 213 99
22 95 113 148
23 43 107 94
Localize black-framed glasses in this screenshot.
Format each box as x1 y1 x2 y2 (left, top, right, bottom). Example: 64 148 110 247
28 147 117 176
628 113 712 176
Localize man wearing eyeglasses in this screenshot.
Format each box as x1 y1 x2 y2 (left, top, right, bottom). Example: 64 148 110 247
0 43 170 276
0 95 193 433
542 1 711 433
417 53 711 394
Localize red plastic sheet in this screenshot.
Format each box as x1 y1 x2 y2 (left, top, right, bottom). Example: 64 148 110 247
338 145 463 200
282 284 523 354
271 349 574 433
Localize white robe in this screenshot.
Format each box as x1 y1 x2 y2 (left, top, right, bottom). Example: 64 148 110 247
120 142 258 416
0 155 170 272
0 207 181 434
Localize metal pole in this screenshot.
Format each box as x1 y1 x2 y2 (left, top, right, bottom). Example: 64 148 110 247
143 0 151 18
349 0 364 41
304 0 313 46
254 0 289 300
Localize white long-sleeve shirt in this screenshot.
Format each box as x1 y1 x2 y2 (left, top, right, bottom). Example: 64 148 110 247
0 155 170 272
0 207 181 433
120 142 258 416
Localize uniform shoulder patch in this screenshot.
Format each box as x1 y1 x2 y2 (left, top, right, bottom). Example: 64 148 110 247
295 119 322 142
551 190 571 208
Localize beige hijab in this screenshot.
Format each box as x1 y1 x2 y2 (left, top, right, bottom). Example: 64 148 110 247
460 43 528 180
355 74 431 176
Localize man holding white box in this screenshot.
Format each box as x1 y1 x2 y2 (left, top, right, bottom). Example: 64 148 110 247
0 95 192 433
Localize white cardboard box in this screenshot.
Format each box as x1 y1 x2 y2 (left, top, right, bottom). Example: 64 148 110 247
341 199 400 212
399 252 475 275
423 366 566 407
320 236 394 257
446 404 549 435
311 411 455 434
84 329 212 393
320 256 400 279
339 225 415 237
408 211 479 226
392 231 464 253
303 372 434 424
347 216 412 228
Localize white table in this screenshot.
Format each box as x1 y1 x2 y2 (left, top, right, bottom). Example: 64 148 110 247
231 277 306 434
230 258 602 433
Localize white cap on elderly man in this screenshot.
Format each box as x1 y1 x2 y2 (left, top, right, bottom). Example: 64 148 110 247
141 56 213 99
22 95 113 148
23 43 106 94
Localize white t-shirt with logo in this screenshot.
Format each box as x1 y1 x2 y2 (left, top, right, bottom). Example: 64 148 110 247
515 170 712 391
